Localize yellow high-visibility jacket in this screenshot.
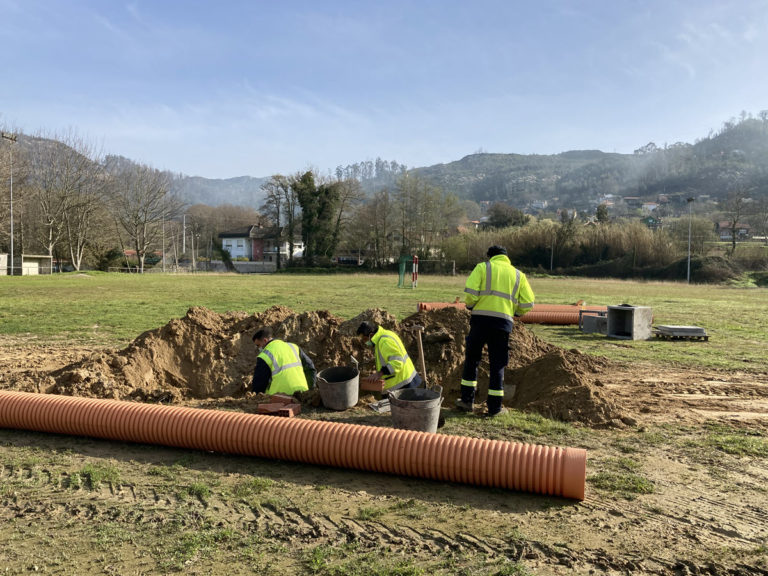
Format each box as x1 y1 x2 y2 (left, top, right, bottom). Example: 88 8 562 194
258 339 310 395
371 326 418 390
464 254 535 323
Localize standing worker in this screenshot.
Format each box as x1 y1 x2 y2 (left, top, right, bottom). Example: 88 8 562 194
356 321 423 391
456 245 534 417
251 327 316 395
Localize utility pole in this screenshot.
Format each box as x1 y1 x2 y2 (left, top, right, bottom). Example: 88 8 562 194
686 197 695 283
1 132 16 275
162 202 166 273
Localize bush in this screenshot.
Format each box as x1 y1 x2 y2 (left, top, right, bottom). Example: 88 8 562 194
750 271 768 287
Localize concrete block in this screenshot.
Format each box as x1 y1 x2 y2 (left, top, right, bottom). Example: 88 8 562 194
607 305 653 340
581 314 608 335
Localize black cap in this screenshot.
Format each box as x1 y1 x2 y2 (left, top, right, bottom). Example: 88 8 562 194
487 245 507 257
356 321 377 336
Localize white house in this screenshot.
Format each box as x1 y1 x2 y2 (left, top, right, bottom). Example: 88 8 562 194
219 225 303 263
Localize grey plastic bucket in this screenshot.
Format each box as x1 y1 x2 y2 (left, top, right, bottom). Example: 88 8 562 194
388 385 443 433
316 366 359 411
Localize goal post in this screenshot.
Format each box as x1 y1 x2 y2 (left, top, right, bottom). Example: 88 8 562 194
398 256 456 288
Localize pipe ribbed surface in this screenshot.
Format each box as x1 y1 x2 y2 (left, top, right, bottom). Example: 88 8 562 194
417 302 607 326
0 391 586 500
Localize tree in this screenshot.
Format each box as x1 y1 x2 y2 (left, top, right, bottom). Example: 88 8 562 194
553 210 579 268
668 216 717 257
354 188 396 268
487 202 529 228
0 130 31 259
720 189 748 257
596 203 610 223
62 158 109 271
260 174 301 267
26 130 98 263
291 171 341 266
107 160 181 273
185 203 259 264
329 177 363 259
751 195 768 245
260 176 284 269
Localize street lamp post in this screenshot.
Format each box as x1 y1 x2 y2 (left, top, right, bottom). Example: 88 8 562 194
1 132 16 276
686 197 695 283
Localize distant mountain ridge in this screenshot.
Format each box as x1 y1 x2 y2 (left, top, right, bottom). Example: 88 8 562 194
172 175 270 208
14 113 768 210
408 118 768 208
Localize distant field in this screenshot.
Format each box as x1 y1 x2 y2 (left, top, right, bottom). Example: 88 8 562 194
1 271 765 372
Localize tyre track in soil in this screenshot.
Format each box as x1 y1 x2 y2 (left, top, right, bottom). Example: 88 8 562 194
0 462 681 574
582 490 768 549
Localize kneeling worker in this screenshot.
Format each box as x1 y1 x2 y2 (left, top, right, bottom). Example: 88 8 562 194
356 321 422 391
251 327 316 395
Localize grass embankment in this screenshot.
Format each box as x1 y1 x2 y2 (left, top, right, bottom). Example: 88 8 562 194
1 272 765 373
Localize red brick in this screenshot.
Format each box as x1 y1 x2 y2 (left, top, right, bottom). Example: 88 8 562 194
360 380 385 392
277 403 301 418
257 403 285 414
269 393 296 405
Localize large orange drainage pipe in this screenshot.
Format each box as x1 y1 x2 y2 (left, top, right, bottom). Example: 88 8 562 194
0 391 586 500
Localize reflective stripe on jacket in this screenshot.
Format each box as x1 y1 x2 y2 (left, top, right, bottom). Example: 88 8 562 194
371 326 418 391
463 254 535 323
258 339 309 395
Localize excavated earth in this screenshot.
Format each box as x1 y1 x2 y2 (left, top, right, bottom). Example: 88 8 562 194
1 306 768 575
3 306 626 427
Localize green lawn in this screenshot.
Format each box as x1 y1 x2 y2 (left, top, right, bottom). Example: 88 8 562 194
1 272 765 372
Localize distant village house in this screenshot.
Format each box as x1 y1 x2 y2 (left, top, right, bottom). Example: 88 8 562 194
715 221 751 241
218 224 303 272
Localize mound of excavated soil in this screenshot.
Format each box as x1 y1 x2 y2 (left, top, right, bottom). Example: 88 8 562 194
41 305 627 427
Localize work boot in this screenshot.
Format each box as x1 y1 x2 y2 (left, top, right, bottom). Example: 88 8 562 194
454 398 474 413
485 406 509 418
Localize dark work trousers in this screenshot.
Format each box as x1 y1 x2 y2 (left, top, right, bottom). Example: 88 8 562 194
461 325 510 413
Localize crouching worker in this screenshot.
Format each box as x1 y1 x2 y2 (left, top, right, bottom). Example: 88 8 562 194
251 327 316 395
356 321 422 392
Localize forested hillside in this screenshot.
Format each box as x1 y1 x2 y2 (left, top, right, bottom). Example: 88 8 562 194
172 114 768 210
403 115 768 209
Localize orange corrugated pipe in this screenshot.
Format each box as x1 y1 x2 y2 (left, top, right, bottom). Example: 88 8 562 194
0 391 586 500
417 301 607 326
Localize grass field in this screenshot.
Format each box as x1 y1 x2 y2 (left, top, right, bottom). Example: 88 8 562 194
1 272 768 574
1 271 765 372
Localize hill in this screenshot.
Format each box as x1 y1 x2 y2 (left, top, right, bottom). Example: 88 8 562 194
171 174 269 208
405 117 768 209
9 114 768 211
173 115 768 211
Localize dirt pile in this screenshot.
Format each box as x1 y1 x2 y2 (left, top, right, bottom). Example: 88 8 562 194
508 349 631 427
37 305 627 426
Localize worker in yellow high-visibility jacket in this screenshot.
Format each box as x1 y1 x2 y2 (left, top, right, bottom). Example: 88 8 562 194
357 321 423 391
456 245 534 417
251 327 315 395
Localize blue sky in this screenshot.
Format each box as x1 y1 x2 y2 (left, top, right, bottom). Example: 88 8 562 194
1 0 767 179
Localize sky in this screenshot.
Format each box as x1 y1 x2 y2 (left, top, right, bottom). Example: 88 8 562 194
1 0 767 179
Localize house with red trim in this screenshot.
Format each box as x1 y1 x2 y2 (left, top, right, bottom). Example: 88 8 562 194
218 224 303 264
715 221 751 241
